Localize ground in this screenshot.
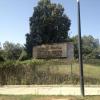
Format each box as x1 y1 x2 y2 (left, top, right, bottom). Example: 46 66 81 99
0 95 100 100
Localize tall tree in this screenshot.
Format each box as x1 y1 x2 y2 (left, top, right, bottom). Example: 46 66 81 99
25 0 71 58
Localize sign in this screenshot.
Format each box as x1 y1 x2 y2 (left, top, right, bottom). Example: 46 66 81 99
33 42 74 59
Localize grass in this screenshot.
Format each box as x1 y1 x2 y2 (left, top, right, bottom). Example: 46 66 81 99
0 95 100 100
35 59 100 84
37 62 100 80
0 59 100 85
83 64 100 79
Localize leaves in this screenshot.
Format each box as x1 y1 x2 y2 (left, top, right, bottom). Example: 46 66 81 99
71 35 100 59
2 41 24 61
25 0 71 58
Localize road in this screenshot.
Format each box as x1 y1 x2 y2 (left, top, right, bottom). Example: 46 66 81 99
0 85 100 95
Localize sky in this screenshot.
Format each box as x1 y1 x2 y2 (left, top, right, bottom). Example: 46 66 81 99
0 0 100 45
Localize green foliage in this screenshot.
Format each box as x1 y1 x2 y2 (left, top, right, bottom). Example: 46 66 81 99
71 35 79 58
84 59 100 66
0 59 46 85
2 41 24 61
25 0 71 58
71 35 100 59
18 49 28 61
0 56 5 62
0 50 5 62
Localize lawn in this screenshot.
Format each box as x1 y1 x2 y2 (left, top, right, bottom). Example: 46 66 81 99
0 95 100 100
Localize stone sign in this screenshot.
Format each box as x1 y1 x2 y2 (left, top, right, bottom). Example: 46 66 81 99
33 42 74 59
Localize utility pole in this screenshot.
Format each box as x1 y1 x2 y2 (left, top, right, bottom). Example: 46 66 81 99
77 0 85 96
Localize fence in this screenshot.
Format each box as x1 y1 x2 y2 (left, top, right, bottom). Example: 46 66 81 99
0 59 100 85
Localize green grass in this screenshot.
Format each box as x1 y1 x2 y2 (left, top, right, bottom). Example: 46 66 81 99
0 95 100 100
0 95 34 100
83 64 100 79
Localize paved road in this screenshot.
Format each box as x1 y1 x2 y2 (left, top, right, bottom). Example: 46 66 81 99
0 85 100 95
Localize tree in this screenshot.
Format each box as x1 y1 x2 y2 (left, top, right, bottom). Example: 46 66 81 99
18 49 28 61
71 35 79 59
3 41 24 61
0 50 5 62
71 35 100 59
25 0 71 58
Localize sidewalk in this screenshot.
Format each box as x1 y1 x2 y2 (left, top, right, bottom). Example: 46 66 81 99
0 85 100 95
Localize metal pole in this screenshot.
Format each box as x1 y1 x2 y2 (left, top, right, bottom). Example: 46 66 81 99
77 0 85 96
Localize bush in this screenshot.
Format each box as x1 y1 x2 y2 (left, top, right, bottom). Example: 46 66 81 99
0 59 45 85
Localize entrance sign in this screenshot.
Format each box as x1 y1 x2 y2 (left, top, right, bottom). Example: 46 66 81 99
33 42 74 59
